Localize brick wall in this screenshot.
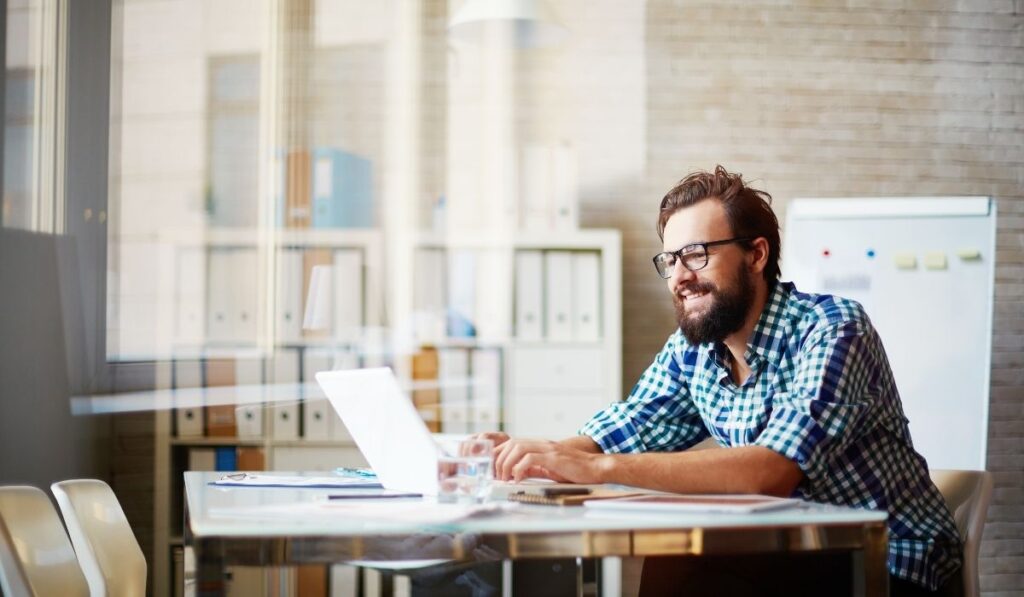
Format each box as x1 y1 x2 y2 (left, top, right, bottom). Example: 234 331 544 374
579 1 1022 593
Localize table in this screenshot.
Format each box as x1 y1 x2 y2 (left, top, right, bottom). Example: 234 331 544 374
184 472 890 596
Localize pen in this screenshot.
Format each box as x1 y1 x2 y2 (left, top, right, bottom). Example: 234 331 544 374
328 492 422 500
335 467 377 478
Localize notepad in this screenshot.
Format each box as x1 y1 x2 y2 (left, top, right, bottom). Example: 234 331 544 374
507 488 647 506
211 474 383 489
583 494 801 514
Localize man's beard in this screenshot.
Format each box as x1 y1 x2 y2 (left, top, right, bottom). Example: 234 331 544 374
673 265 756 346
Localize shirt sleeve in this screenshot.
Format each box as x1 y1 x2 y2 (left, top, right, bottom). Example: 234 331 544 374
754 318 877 483
579 331 710 454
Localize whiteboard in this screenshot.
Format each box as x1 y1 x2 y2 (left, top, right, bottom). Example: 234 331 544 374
782 197 995 471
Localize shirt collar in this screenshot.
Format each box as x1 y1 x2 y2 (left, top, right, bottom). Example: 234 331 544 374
708 281 791 370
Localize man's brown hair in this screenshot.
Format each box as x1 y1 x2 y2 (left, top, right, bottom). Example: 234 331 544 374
656 165 781 283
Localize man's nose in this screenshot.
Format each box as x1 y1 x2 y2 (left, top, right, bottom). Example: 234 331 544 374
670 263 697 289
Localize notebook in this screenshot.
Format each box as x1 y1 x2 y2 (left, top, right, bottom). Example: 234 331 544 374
583 494 801 514
316 367 591 498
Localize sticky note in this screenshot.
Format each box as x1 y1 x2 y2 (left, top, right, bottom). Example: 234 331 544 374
924 252 947 270
957 248 982 261
893 253 917 270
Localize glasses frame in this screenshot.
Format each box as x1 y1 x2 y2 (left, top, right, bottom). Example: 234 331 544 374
652 236 756 279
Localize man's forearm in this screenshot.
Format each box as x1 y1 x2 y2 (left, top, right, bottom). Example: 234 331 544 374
559 434 602 453
601 445 804 497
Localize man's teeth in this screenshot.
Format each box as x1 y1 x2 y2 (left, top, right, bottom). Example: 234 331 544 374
684 291 706 300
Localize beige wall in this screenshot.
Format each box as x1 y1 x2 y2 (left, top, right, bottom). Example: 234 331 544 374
575 2 1022 593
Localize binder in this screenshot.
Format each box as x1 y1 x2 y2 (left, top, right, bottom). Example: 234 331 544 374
572 252 601 341
187 448 216 471
551 144 579 230
214 447 237 471
333 249 364 345
284 149 312 228
302 249 333 339
174 246 205 345
515 251 543 340
520 144 552 229
206 249 234 344
276 248 304 344
269 350 300 441
312 148 374 228
474 249 511 342
204 358 237 437
447 250 477 338
329 351 360 441
232 249 259 344
412 347 441 432
438 348 470 433
414 248 446 343
236 447 265 471
174 359 203 438
234 356 264 439
469 348 502 432
544 251 574 341
302 349 333 440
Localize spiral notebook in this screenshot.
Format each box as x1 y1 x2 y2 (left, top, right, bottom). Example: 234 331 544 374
507 488 647 506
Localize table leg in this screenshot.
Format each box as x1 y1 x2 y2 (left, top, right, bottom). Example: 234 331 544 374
859 524 889 597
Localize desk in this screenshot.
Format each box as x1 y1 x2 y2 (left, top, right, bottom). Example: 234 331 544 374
184 472 889 596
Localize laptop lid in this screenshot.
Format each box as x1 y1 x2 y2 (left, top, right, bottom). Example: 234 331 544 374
316 367 440 495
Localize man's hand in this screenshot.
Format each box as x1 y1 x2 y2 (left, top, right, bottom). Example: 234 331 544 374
494 438 610 483
468 431 511 450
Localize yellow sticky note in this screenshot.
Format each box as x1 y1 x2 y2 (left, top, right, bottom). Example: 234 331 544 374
893 253 917 270
957 248 982 261
924 252 947 270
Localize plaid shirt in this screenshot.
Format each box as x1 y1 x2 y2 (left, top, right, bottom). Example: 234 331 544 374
580 281 962 590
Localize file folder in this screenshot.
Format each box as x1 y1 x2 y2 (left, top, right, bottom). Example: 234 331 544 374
572 252 601 341
276 248 304 344
469 348 502 432
515 251 543 340
269 350 300 441
439 348 470 433
235 356 264 438
333 249 364 345
303 349 333 440
206 249 234 344
544 251 574 341
174 359 203 438
204 358 237 437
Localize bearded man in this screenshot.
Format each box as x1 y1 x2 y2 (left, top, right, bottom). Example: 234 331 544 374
479 166 964 597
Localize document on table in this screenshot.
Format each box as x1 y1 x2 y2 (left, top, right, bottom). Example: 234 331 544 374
211 473 382 489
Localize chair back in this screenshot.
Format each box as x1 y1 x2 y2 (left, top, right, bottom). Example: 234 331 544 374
0 485 89 597
52 479 147 597
929 469 993 597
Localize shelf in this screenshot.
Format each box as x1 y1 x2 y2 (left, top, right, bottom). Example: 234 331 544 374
170 437 267 447
270 440 357 448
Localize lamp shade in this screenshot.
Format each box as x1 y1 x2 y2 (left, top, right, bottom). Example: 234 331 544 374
448 0 566 48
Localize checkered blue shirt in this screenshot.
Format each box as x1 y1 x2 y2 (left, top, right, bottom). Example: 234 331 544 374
580 281 962 590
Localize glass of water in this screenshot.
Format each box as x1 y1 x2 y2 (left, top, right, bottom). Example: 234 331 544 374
437 437 494 504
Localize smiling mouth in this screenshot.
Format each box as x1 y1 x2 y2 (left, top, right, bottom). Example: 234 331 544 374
681 290 709 301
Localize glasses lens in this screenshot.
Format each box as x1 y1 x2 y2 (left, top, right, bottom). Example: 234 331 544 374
654 253 674 278
680 246 708 271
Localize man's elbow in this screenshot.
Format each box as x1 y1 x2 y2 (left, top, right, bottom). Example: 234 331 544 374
750 450 804 497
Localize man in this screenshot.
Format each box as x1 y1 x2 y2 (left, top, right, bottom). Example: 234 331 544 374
479 166 963 596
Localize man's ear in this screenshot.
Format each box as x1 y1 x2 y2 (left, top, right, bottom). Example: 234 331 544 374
748 237 770 275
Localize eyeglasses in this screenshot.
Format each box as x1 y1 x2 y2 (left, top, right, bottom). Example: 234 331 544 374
652 236 754 279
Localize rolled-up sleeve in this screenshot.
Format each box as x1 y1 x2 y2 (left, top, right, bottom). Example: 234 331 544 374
755 321 875 482
580 332 709 454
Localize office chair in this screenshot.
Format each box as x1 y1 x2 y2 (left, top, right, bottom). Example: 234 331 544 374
51 479 147 597
0 485 90 597
929 469 994 597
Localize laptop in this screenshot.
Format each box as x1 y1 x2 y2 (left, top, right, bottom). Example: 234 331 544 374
316 367 581 497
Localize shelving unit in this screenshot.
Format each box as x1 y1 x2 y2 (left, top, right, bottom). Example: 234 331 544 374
150 227 622 597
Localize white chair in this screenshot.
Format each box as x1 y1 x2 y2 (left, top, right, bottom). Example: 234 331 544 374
51 479 147 597
930 469 993 597
0 485 90 597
